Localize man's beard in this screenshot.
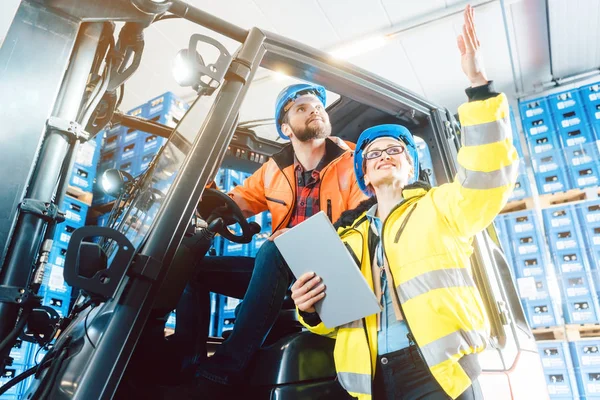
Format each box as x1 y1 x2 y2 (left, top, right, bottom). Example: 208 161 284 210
290 119 332 142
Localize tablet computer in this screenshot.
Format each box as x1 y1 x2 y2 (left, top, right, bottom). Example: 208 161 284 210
274 211 381 328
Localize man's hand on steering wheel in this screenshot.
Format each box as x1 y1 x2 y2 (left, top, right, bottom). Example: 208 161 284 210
197 188 260 244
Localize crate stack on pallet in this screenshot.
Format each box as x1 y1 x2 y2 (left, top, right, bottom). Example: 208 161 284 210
93 92 189 209
494 80 600 399
1 138 101 400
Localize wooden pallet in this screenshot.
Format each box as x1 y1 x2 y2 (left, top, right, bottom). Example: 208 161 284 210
66 185 93 206
501 197 536 214
533 324 600 341
501 187 600 214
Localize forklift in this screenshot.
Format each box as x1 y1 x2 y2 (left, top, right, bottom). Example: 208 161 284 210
0 1 548 398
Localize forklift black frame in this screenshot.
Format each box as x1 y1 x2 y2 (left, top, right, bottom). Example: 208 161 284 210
0 1 541 399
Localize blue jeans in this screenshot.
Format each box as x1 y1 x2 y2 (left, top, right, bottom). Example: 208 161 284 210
373 346 483 399
175 240 292 384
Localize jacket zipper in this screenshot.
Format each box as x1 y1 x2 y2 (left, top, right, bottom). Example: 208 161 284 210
341 226 374 385
381 199 436 379
272 169 295 232
327 199 332 221
265 196 287 206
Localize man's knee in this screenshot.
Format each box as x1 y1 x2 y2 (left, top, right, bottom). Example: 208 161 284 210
256 240 281 259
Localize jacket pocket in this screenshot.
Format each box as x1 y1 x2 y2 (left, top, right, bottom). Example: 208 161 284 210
266 196 287 206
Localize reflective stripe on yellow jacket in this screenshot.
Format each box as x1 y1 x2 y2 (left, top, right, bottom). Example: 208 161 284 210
298 93 519 400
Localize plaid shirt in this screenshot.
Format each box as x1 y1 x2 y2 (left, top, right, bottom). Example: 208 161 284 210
287 154 329 228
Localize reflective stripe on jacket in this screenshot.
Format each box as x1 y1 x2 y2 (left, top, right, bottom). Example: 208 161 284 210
229 137 367 231
298 93 519 400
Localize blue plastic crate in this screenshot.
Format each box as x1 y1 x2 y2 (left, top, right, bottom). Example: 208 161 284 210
118 141 140 162
547 226 585 253
146 92 189 125
75 135 102 169
95 148 119 190
102 125 123 153
526 130 562 155
559 271 597 298
538 341 574 370
571 340 600 369
554 106 589 139
117 158 137 176
532 149 567 174
517 274 550 300
62 196 88 226
505 210 539 235
557 124 595 147
564 142 600 167
544 367 580 398
522 114 556 138
0 363 25 395
40 291 71 317
217 169 245 192
139 133 167 156
576 368 600 398
69 163 95 192
139 153 155 173
548 89 586 113
53 221 82 247
543 205 581 233
519 97 553 121
9 339 31 366
563 295 600 324
39 262 71 296
579 200 600 225
513 230 546 257
569 162 600 189
535 169 571 195
221 239 249 257
553 249 590 274
127 103 148 119
120 127 147 147
579 84 600 124
48 245 67 268
509 173 532 201
522 298 559 328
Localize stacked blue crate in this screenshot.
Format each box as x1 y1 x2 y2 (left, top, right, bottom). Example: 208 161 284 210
543 205 600 324
70 135 102 192
531 149 571 195
580 83 600 139
92 92 188 207
538 341 580 399
502 210 561 328
578 200 600 302
570 339 600 399
0 363 26 398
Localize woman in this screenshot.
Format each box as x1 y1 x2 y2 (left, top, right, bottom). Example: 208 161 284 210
291 5 519 400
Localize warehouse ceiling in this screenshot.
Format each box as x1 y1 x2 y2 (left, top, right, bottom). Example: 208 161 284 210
1 0 599 141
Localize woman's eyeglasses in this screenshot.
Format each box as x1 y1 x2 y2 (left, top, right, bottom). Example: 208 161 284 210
364 145 406 160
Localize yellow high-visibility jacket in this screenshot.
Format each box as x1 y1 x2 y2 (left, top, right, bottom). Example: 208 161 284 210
298 93 519 400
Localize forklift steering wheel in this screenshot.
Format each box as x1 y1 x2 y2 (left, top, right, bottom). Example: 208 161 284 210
197 188 261 244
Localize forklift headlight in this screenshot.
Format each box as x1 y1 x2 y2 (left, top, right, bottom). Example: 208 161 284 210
101 169 132 198
172 49 205 88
